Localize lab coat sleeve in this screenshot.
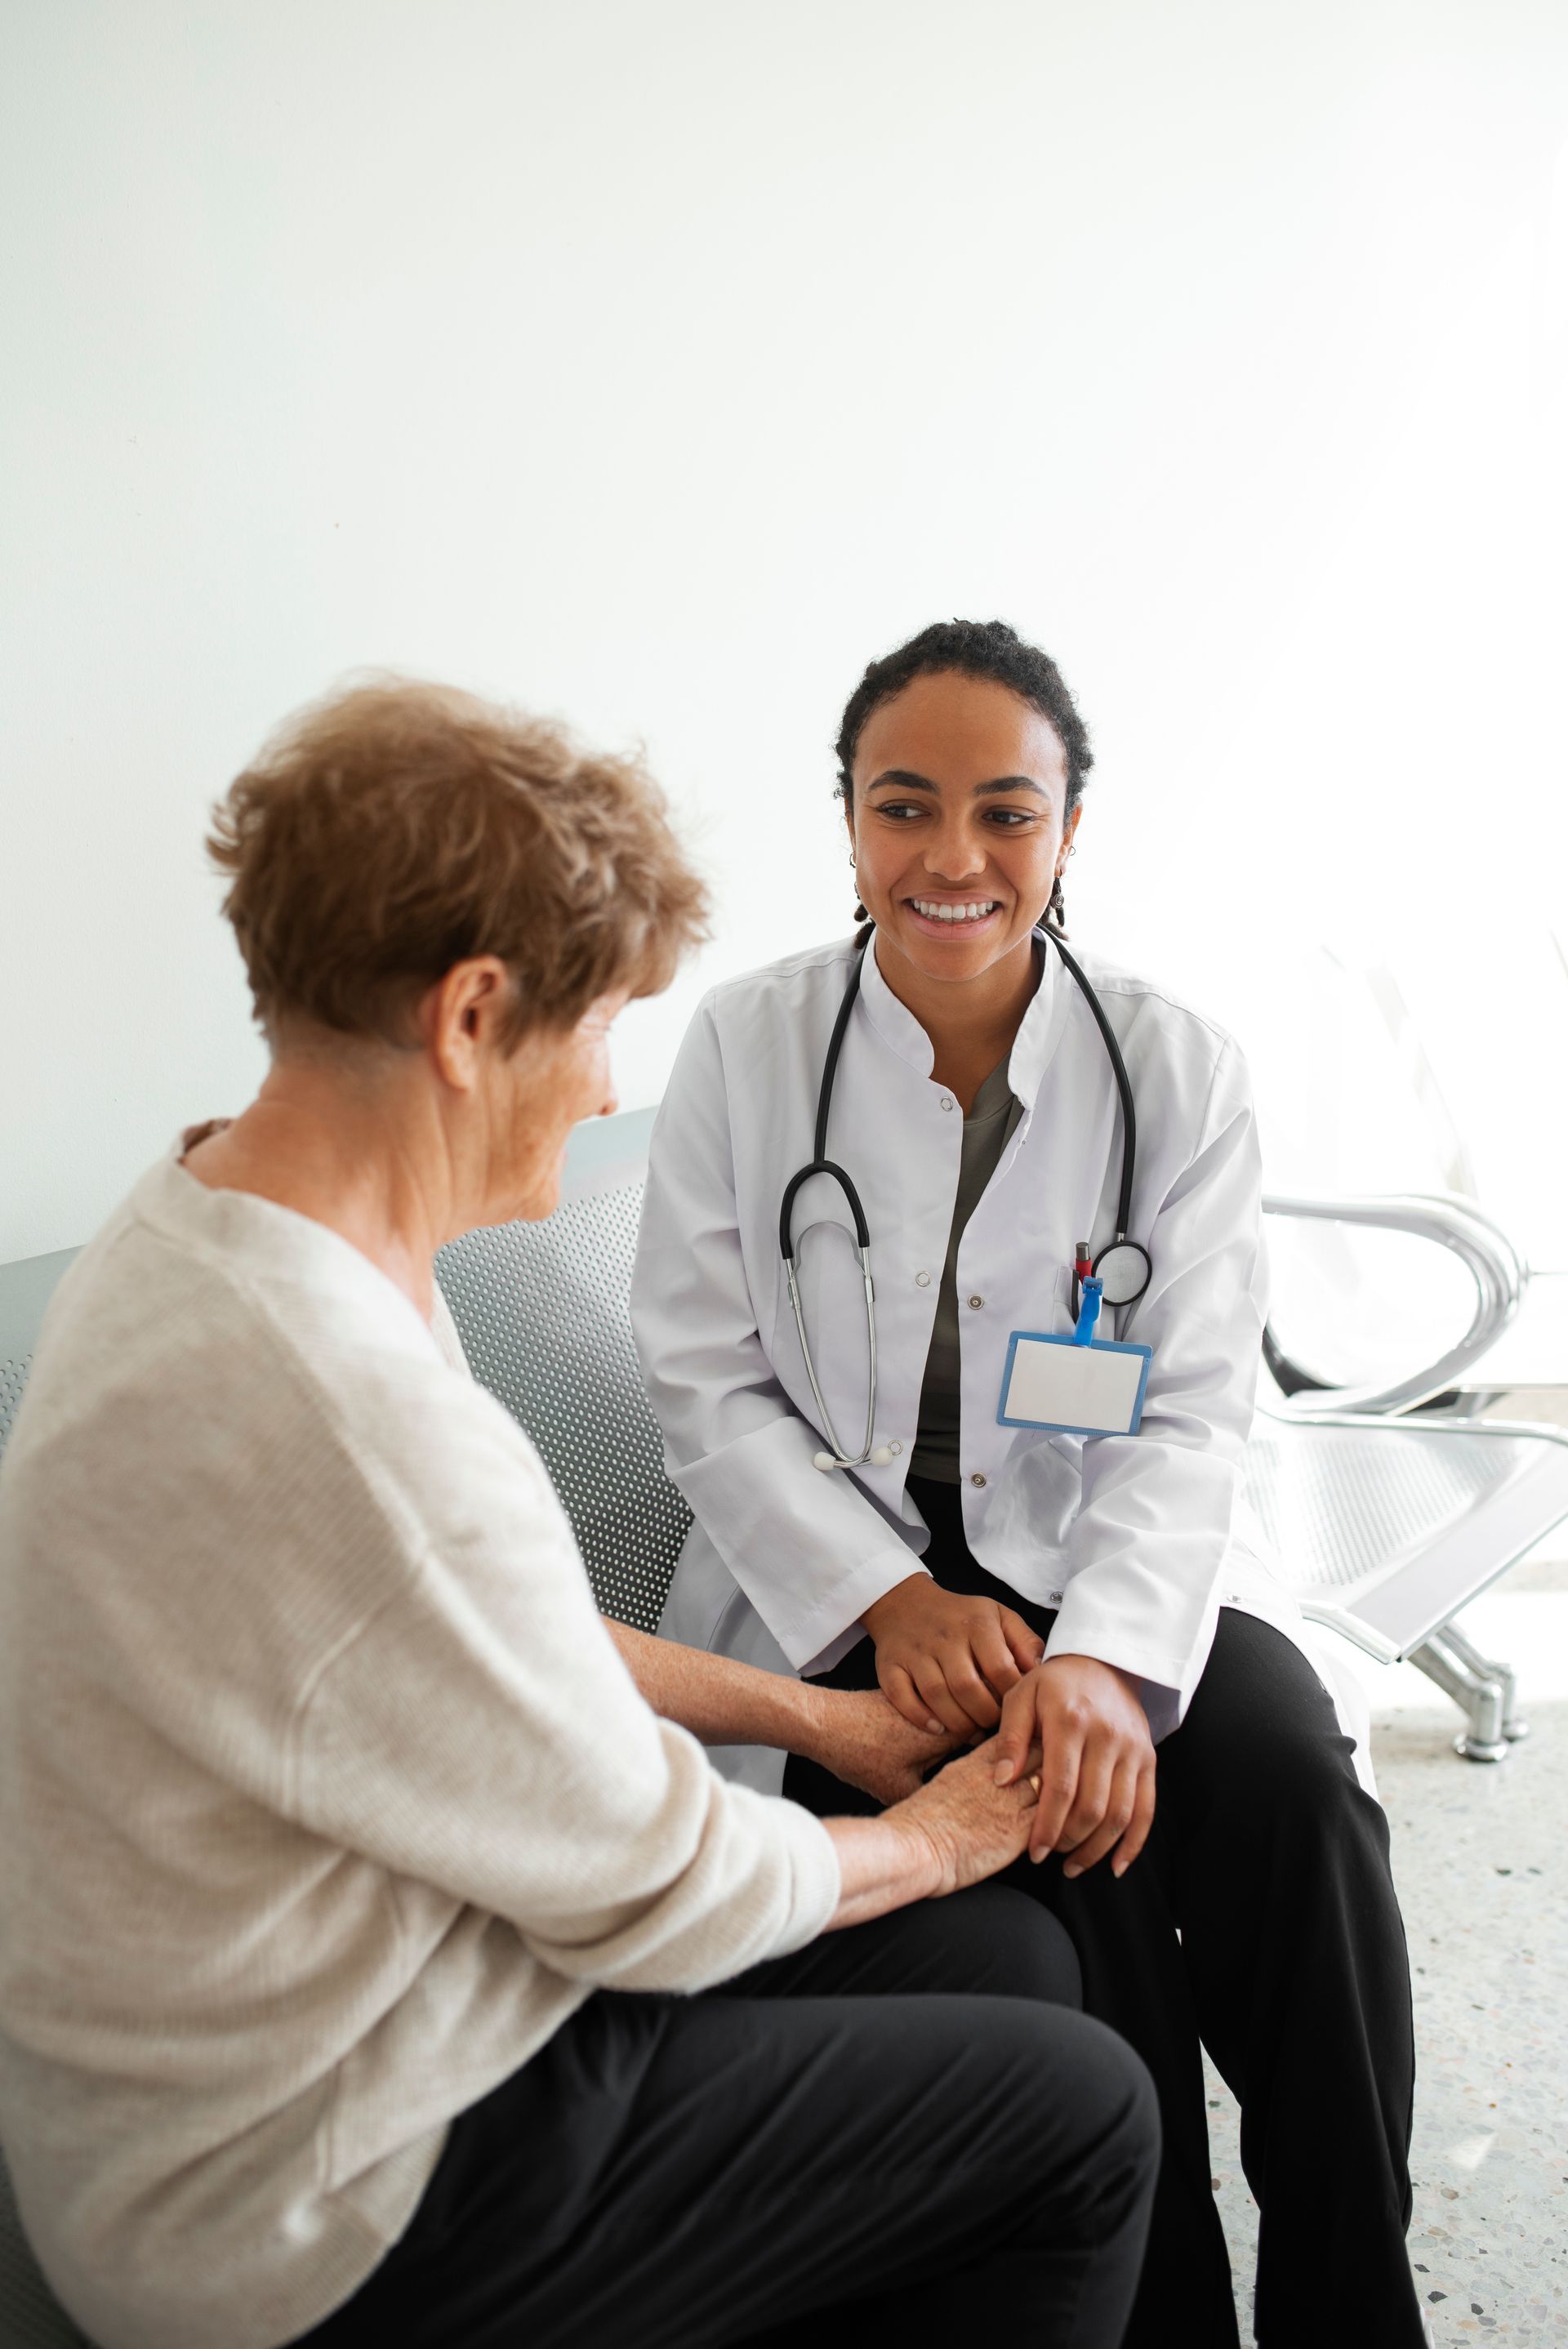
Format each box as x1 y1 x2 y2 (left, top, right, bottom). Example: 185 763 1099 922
1046 1034 1264 1734
631 998 927 1672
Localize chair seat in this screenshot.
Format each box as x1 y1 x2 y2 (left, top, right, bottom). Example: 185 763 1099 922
1245 1416 1568 1659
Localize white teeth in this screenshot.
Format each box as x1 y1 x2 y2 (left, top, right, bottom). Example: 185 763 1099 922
913 899 997 923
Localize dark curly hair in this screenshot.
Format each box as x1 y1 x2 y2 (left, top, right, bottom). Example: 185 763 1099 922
835 618 1094 931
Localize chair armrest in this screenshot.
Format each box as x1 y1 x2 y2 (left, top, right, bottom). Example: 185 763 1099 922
1260 1190 1528 1417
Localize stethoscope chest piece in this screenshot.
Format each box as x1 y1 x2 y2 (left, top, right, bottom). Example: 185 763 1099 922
1092 1238 1152 1308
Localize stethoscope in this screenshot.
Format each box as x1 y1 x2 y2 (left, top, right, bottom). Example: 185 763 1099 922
779 925 1152 1472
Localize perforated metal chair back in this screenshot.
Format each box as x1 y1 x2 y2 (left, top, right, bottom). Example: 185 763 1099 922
0 1249 79 1469
0 2164 87 2347
435 1108 692 1633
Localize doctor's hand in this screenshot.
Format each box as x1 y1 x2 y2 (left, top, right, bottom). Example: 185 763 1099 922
993 1656 1156 1877
804 1687 961 1807
860 1575 1045 1738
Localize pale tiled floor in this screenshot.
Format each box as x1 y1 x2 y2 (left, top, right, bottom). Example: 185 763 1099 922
1205 1549 1568 2343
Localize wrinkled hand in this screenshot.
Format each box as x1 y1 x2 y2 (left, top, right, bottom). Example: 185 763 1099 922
891 1737 1042 1897
807 1687 960 1807
993 1656 1156 1875
861 1574 1045 1737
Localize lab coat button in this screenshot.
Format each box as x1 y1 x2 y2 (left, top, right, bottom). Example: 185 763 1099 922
967 1295 983 1309
969 1473 987 1488
1048 1591 1064 1605
939 1095 955 1111
889 1440 903 1455
915 1270 931 1286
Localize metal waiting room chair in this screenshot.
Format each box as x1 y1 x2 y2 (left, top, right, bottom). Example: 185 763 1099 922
1250 1189 1564 1758
2 1112 1567 2341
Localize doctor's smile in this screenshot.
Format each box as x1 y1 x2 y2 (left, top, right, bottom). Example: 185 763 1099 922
904 896 1002 929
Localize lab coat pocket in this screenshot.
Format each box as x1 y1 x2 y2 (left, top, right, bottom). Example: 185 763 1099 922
987 1262 1072 1344
1004 1424 1085 1554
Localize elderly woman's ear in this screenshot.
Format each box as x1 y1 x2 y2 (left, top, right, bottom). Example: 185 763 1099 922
421 956 518 1092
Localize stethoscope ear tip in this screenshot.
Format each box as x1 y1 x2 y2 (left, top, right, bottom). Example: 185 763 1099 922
869 1444 893 1467
813 1451 837 1473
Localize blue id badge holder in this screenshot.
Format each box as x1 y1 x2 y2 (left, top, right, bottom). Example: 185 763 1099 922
997 1277 1152 1438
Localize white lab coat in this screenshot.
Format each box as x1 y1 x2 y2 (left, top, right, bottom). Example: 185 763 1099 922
630 931 1371 1795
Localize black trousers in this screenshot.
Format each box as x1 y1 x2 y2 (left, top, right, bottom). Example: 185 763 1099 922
290 1886 1157 2349
784 1476 1421 2349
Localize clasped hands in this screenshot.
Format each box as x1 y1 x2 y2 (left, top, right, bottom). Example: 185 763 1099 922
852 1572 1156 1876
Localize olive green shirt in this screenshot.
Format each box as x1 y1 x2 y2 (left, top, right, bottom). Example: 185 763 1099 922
910 1057 1025 1483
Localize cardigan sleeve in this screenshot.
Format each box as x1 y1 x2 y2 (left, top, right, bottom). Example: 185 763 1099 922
287 1381 841 1991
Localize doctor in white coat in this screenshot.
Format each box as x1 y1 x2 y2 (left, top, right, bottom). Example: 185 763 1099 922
631 620 1423 2349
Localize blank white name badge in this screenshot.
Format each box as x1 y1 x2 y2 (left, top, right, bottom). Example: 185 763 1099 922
997 1328 1152 1438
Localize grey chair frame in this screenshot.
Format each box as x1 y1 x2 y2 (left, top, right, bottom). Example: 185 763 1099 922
1258 1188 1560 1758
1261 1188 1528 1419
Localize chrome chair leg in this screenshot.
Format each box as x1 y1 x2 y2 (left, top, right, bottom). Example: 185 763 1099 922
1432 1618 1529 1744
1408 1631 1511 1762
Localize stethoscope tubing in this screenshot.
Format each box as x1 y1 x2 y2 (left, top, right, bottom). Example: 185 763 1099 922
778 923 1147 1470
1043 930 1137 1244
784 1247 879 1471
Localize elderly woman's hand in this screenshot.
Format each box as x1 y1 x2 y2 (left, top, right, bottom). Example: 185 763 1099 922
886 1737 1041 1897
804 1686 962 1806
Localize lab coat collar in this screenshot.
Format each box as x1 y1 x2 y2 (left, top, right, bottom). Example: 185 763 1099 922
860 925 1067 1114
859 933 934 1076
1007 931 1071 1114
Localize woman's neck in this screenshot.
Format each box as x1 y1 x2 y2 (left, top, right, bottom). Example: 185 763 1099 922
180 1060 449 1320
872 929 1039 1113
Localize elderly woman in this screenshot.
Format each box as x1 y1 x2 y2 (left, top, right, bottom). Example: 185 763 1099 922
0 683 1156 2349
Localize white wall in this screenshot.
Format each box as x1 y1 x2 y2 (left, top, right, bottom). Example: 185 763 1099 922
3 0 1566 1264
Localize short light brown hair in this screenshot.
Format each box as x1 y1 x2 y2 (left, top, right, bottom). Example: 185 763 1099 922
207 679 709 1047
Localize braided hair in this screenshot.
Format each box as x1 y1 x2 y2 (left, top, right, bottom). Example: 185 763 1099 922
835 618 1093 934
